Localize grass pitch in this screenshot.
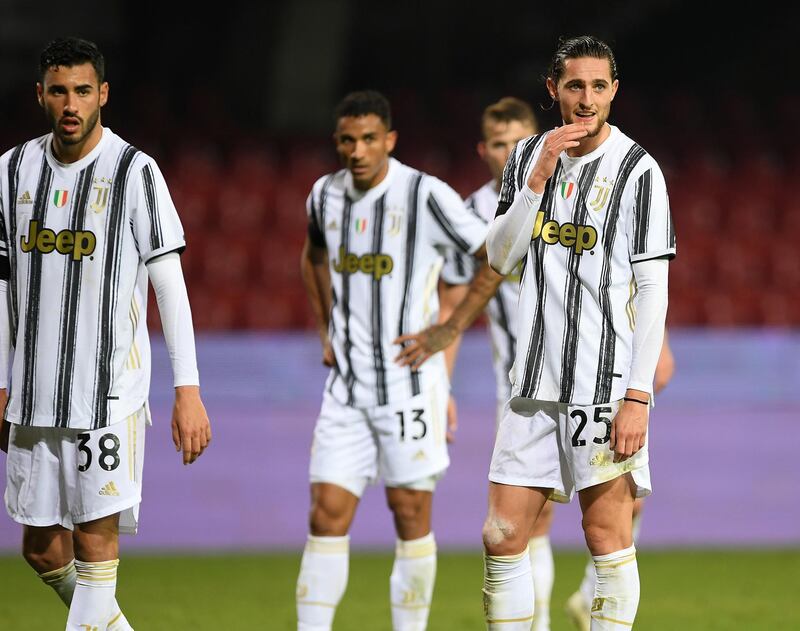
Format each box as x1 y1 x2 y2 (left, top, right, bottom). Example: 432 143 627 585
1 549 797 630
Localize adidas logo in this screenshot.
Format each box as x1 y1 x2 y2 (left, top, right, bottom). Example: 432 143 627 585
18 191 33 204
99 481 120 496
326 220 339 231
413 450 427 461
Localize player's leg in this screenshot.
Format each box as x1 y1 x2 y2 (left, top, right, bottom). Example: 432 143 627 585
6 421 136 630
298 392 376 631
578 475 639 630
384 485 436 631
528 500 555 631
375 380 448 631
483 399 567 630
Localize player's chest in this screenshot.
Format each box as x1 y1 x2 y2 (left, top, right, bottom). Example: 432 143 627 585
14 169 119 257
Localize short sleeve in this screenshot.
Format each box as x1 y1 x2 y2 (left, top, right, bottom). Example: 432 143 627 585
306 187 326 248
131 159 186 263
424 179 488 255
440 248 477 285
627 162 676 262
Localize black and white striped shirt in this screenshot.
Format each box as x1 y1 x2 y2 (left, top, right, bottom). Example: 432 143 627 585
307 158 488 408
441 181 519 401
0 128 185 429
498 125 676 405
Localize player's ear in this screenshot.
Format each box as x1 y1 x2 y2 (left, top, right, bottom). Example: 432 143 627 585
476 140 487 161
99 82 109 107
546 77 557 102
610 79 619 101
386 129 398 153
36 83 44 108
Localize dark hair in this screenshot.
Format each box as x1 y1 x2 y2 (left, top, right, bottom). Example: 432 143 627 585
547 35 617 84
39 37 105 83
482 97 538 136
334 90 392 129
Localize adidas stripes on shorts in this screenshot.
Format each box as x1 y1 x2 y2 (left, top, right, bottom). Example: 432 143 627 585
309 378 449 497
5 405 148 534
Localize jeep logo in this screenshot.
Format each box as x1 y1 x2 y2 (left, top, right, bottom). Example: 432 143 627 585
20 220 97 261
332 246 393 280
532 210 597 255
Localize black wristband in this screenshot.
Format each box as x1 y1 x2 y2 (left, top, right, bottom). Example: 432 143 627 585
623 396 649 406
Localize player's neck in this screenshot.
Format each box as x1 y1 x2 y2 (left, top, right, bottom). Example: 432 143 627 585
565 122 611 158
51 123 103 164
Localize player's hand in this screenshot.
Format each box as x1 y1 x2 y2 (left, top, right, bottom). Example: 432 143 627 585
394 322 458 370
171 385 212 465
446 395 458 443
322 338 335 367
0 389 9 453
609 397 648 463
527 124 589 193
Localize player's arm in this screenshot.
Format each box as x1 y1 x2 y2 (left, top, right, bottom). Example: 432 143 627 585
300 235 334 367
147 252 211 465
395 245 502 369
437 277 470 442
610 257 669 462
0 278 9 453
654 329 675 394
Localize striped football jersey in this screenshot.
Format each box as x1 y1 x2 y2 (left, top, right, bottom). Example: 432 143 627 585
307 157 488 408
440 181 519 401
497 125 676 405
0 128 185 429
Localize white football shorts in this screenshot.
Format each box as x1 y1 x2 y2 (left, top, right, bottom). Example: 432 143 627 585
489 398 651 502
5 405 148 534
309 378 449 497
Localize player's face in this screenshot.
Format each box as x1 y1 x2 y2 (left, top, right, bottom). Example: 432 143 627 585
334 114 397 191
37 62 108 151
477 120 535 184
548 57 618 139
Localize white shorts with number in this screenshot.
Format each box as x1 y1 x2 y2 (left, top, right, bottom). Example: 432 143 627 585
5 406 148 535
309 379 449 497
489 398 651 503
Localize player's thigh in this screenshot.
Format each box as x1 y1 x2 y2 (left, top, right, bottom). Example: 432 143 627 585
21 524 74 572
489 398 568 498
578 473 637 554
73 513 121 562
309 391 378 497
562 400 651 499
530 499 555 538
371 380 449 487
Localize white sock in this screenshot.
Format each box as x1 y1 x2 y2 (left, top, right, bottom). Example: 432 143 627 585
483 548 534 630
66 559 120 631
529 535 553 631
38 560 134 630
390 533 437 631
580 514 643 610
296 534 349 631
590 546 640 630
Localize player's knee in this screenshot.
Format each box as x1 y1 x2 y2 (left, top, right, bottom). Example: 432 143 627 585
482 514 520 555
309 501 350 536
582 520 616 554
72 528 118 562
21 539 66 573
386 495 424 526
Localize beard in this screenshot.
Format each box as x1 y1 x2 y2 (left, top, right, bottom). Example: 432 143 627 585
47 107 100 146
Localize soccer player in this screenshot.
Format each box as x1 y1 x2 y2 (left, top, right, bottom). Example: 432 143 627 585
296 89 502 631
481 35 675 631
0 37 211 630
438 97 560 631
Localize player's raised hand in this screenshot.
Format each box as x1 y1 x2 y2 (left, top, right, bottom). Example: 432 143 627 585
171 385 212 465
527 124 589 193
393 322 458 370
609 395 649 463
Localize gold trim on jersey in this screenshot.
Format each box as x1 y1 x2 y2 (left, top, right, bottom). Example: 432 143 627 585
126 298 142 369
626 278 638 332
421 259 443 324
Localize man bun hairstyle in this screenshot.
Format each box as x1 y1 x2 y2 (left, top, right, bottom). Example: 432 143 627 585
39 37 105 83
334 90 392 129
547 35 618 85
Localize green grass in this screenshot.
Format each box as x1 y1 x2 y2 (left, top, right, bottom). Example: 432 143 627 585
2 549 798 629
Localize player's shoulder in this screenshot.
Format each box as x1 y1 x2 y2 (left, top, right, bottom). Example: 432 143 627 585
0 133 48 171
467 181 498 222
610 126 661 170
310 168 347 197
